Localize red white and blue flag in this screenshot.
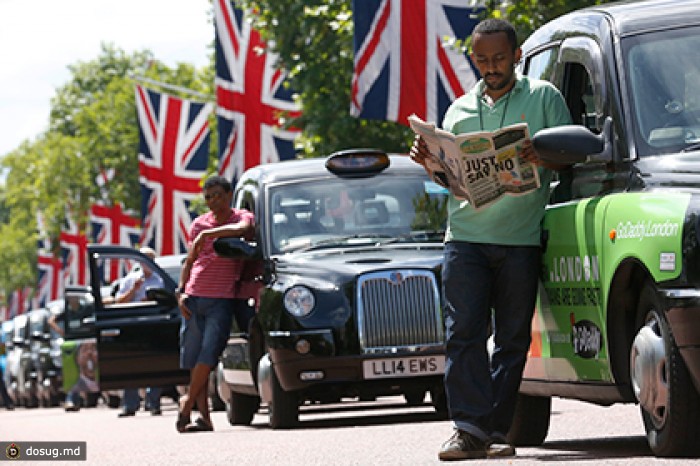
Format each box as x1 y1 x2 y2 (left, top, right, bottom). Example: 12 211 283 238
135 84 213 255
8 287 32 318
90 202 142 283
351 0 483 126
60 216 89 287
214 0 301 183
36 229 63 308
37 250 63 308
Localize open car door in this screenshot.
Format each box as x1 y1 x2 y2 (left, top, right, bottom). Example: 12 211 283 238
86 245 188 389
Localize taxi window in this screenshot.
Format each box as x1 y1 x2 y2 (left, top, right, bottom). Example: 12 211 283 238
523 46 559 82
268 175 447 254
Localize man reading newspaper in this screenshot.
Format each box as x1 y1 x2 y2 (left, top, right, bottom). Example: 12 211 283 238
408 18 572 461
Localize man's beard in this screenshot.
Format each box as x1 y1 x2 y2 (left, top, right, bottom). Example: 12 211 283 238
483 69 515 91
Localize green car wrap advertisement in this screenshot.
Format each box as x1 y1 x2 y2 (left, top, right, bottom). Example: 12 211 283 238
528 192 689 382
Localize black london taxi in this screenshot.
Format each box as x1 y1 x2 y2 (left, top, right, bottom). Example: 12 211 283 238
214 149 448 428
507 0 700 457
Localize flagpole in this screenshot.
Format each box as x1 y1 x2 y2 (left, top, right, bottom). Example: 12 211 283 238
129 74 214 102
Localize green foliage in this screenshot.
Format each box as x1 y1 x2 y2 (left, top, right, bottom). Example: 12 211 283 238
0 44 216 304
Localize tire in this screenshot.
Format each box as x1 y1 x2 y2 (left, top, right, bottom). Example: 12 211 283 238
85 392 100 408
226 389 261 426
268 369 298 429
403 389 426 406
26 387 39 409
107 394 121 409
631 282 700 456
209 371 226 412
506 393 551 447
429 384 448 418
49 392 62 408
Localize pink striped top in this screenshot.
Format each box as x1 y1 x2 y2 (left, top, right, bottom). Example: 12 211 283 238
184 208 254 299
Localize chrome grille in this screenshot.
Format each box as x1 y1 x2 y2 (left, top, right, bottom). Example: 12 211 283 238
357 270 444 354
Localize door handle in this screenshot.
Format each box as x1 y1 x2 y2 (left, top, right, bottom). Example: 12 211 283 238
100 329 120 338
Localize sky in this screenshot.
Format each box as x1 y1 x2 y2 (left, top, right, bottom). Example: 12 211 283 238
0 0 213 156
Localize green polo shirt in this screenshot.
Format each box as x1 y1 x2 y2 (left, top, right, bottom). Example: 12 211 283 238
442 74 572 246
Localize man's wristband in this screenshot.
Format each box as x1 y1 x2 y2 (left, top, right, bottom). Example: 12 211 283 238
176 287 185 294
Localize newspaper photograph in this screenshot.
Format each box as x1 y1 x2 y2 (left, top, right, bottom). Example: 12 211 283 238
408 114 539 211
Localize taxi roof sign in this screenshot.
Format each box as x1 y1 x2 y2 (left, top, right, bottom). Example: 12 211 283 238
325 149 390 176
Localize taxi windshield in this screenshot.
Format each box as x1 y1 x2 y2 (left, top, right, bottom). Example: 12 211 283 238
267 175 448 254
625 25 700 156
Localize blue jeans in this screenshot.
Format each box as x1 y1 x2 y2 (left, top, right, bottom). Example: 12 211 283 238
180 297 252 369
122 387 162 412
442 241 541 441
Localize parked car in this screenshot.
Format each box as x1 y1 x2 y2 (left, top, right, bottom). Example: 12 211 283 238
1 319 14 407
213 149 448 428
505 0 700 457
9 313 38 407
27 306 64 407
34 300 65 407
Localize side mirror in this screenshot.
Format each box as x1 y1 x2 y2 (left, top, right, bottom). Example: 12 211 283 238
214 237 260 259
533 117 612 164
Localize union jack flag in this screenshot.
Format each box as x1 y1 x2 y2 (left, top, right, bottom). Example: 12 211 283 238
135 84 213 255
214 0 301 183
60 216 89 287
90 202 142 283
36 234 63 308
351 0 483 125
8 287 32 318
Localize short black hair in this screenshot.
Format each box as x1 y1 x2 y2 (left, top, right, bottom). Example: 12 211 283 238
473 18 518 52
203 175 233 192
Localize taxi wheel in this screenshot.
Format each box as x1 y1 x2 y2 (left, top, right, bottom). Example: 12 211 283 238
85 392 100 408
227 390 260 426
631 283 700 456
268 369 299 429
403 389 426 406
107 394 121 409
209 371 226 412
506 393 550 446
429 385 448 419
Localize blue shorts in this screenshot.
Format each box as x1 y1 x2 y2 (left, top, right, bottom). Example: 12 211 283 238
179 296 237 369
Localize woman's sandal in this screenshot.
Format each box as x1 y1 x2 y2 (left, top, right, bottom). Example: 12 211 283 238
184 417 214 432
176 412 191 433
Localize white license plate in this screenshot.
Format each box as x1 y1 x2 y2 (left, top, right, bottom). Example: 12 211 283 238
363 355 445 379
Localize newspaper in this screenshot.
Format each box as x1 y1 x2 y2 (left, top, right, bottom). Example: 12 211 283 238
408 114 539 211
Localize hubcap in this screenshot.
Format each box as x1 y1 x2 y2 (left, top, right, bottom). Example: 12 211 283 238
630 314 669 428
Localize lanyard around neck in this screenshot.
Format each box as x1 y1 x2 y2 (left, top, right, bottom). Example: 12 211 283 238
478 89 512 131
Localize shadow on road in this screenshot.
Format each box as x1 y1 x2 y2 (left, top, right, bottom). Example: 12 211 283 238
521 436 652 462
250 400 448 430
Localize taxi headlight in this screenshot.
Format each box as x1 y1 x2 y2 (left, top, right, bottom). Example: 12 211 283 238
284 286 315 317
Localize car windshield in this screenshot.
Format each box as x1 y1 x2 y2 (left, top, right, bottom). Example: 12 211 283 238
267 175 448 254
624 25 700 156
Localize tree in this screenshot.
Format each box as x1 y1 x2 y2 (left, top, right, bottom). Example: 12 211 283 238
0 44 215 302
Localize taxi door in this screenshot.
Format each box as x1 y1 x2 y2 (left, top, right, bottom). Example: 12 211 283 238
85 245 188 389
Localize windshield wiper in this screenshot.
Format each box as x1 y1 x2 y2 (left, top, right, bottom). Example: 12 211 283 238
682 143 700 153
295 233 395 253
383 229 446 244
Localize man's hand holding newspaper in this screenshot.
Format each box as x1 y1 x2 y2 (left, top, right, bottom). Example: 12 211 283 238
408 114 539 211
